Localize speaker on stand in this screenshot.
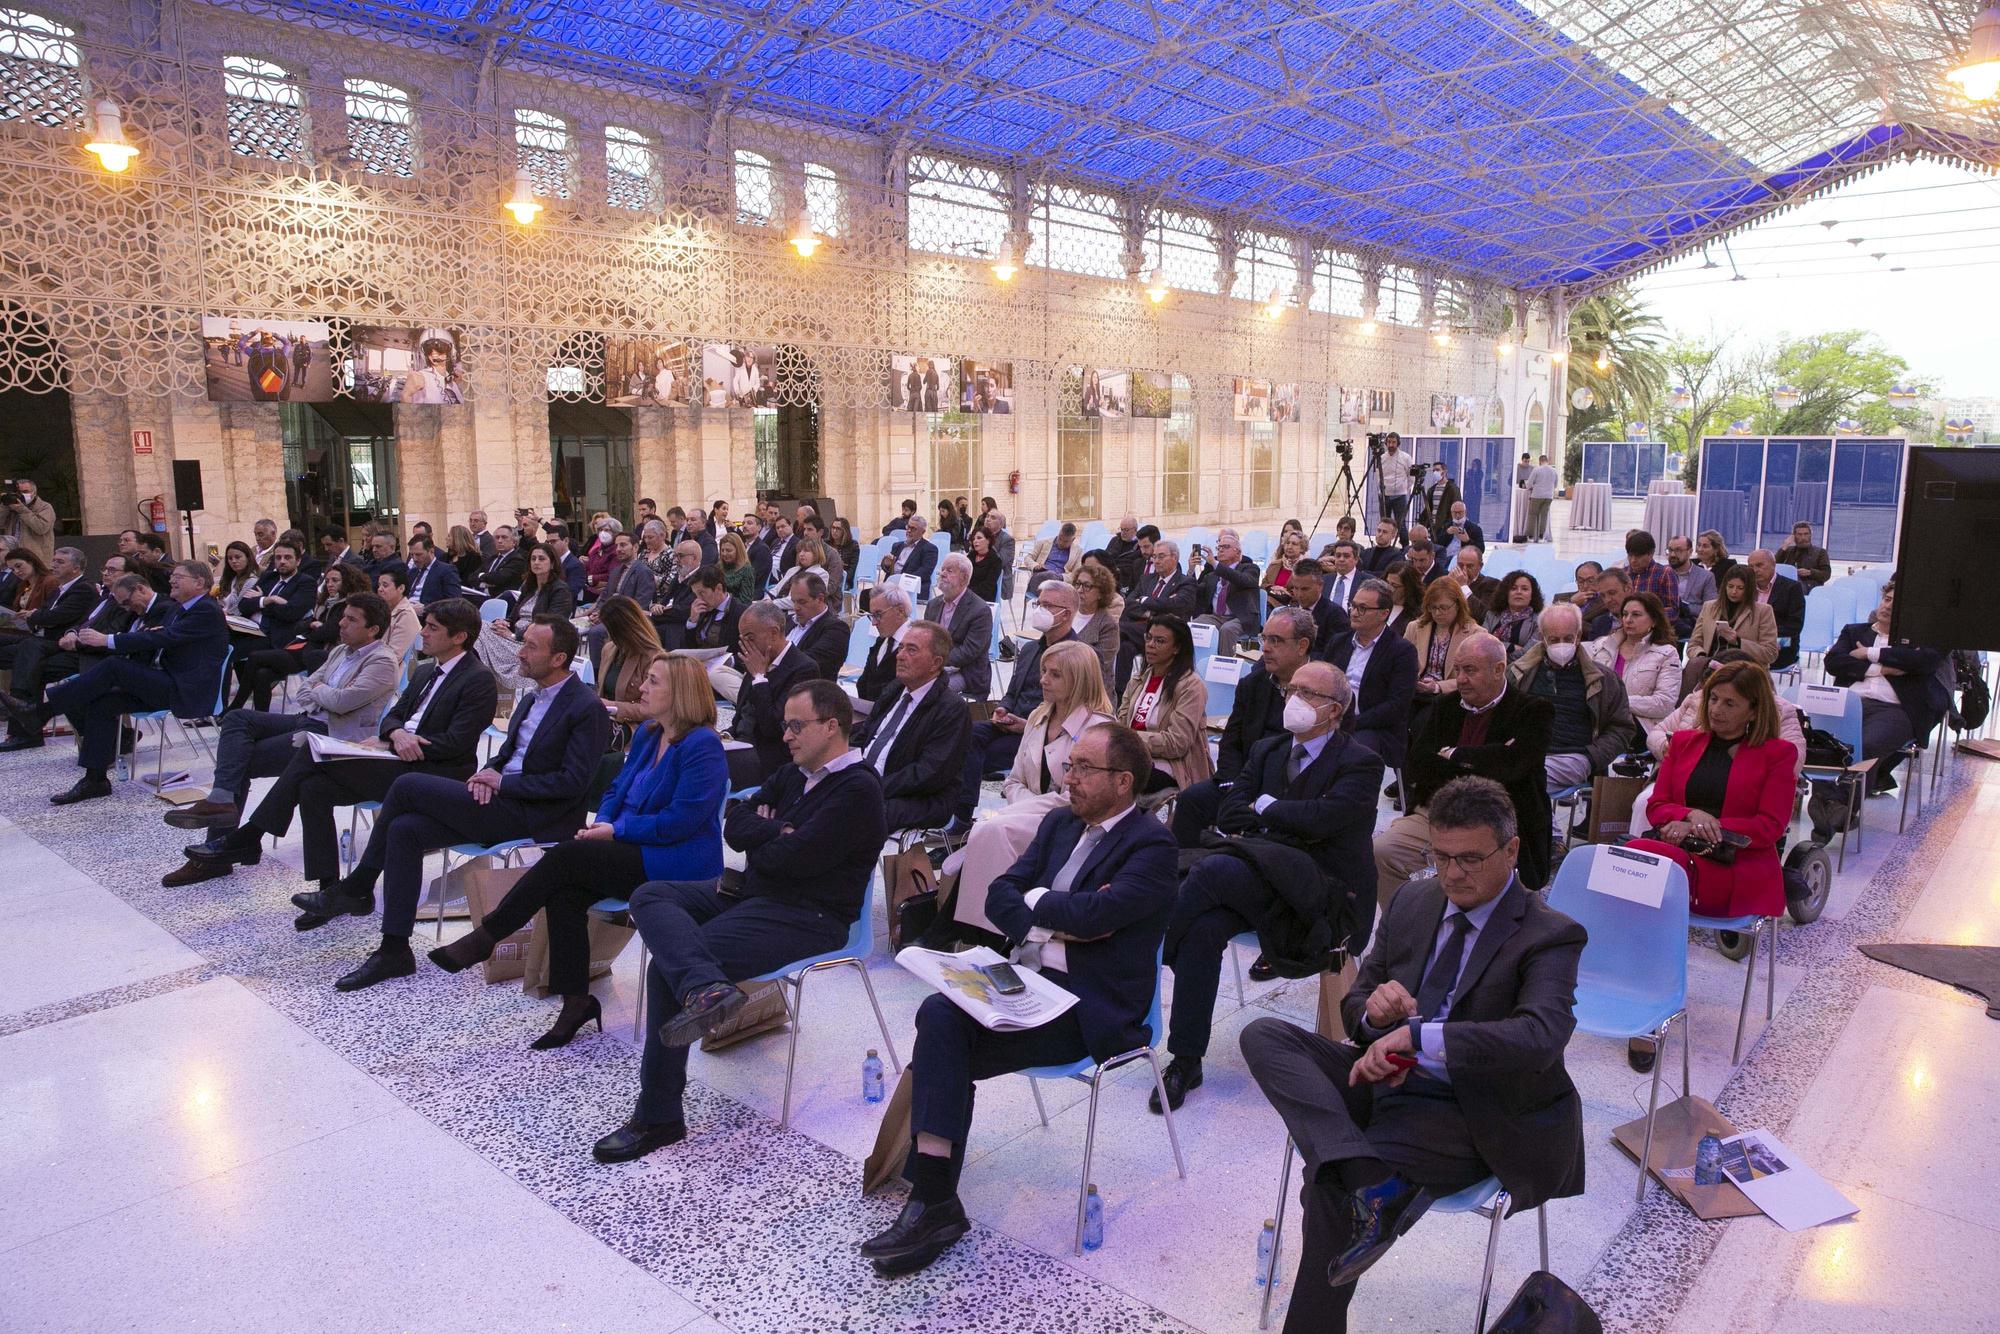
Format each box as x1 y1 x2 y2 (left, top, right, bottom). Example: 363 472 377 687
172 459 205 556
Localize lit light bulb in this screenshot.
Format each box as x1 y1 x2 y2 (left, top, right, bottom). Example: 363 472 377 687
991 242 1018 283
503 168 542 225
789 217 821 258
1550 349 1569 365
1357 319 1377 336
1144 267 1168 304
1594 352 1610 371
83 97 137 172
1263 290 1286 320
1946 5 2000 101
1495 341 1514 357
1432 329 1451 347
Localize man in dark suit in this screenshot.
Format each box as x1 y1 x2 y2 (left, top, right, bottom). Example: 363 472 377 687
923 553 992 699
665 507 719 567
1322 578 1419 768
472 524 528 598
785 574 849 680
1158 663 1383 1111
593 680 886 1164
1746 548 1806 671
1319 541 1368 614
362 532 408 588
950 581 1078 830
1241 776 1586 1332
728 601 821 783
1285 566 1352 660
1190 528 1262 656
743 525 773 595
468 509 497 561
0 544 94 677
684 566 742 654
2 560 230 805
856 585 913 707
875 513 939 602
1170 604 1314 847
237 540 315 643
1356 520 1404 576
762 514 797 578
1372 634 1553 906
295 617 611 991
1447 545 1502 624
1118 540 1198 694
543 522 588 602
0 558 144 751
1435 501 1485 566
184 598 499 907
1814 579 1947 828
1775 522 1832 591
1404 538 1446 587
850 619 969 834
1103 514 1146 593
403 534 463 610
860 721 1177 1275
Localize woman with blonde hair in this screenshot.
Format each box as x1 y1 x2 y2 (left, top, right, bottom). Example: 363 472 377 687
769 536 828 604
1261 529 1309 605
428 652 727 1049
1405 576 1479 700
446 524 484 585
943 640 1117 932
716 529 757 604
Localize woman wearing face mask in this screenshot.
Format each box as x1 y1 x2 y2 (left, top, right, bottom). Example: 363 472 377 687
1587 591 1682 746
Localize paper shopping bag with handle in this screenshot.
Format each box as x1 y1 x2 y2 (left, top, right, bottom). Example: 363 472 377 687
862 1065 915 1195
450 859 533 984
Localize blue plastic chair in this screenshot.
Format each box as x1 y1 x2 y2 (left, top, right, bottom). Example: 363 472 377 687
841 616 879 679
1258 1140 1549 1331
1775 562 1799 582
927 531 951 565
1688 908 1778 1065
1239 529 1273 562
477 597 510 622
1796 589 1838 667
122 646 234 786
1035 519 1062 540
1544 844 1692 1201
1785 682 1868 870
1019 947 1187 1254
1202 653 1244 726
430 839 539 938
1182 525 1218 554
1079 521 1112 551
1228 929 1261 1005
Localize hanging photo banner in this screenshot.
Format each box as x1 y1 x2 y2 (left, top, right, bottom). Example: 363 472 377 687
201 316 333 403
346 325 468 404
1127 370 1171 419
1232 375 1272 421
1269 383 1301 423
956 358 1014 414
887 353 952 412
606 337 696 407
1338 387 1366 424
1367 388 1396 421
1429 392 1455 430
1097 369 1134 417
1453 395 1480 432
705 342 776 408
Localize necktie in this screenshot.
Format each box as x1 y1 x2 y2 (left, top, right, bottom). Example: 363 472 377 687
1050 825 1105 895
1286 742 1310 785
1214 569 1229 617
1335 574 1349 607
1415 911 1473 1020
865 692 913 768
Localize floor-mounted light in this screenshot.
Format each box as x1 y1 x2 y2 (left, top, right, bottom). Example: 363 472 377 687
83 96 137 172
789 215 821 258
503 168 542 225
991 241 1018 283
1143 267 1169 304
1946 4 2000 101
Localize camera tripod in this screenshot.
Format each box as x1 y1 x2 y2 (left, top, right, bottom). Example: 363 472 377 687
1305 439 1373 549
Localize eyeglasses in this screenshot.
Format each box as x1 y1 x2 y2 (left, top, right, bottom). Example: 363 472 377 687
779 717 832 736
1350 601 1388 614
1279 685 1336 705
1425 844 1508 876
1059 759 1117 779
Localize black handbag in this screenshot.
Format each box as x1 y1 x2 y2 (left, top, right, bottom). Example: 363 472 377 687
1681 827 1749 866
1485 1271 1603 1333
1801 724 1853 769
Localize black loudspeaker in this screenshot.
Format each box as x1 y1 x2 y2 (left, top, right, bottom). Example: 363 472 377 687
172 458 205 512
1894 445 2000 651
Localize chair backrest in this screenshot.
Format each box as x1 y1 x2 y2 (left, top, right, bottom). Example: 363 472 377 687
1797 588 1838 655
1786 680 1864 754
1543 844 1689 1011
1035 519 1062 540
854 541 888 588
842 616 878 671
1202 652 1244 718
1817 577 1861 628
927 531 951 563
843 874 877 957
1775 563 1799 582
1080 521 1112 551
478 597 510 622
1182 525 1218 552
989 609 1004 659
1238 529 1273 562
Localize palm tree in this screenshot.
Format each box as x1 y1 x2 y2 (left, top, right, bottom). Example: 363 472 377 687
1562 288 1670 480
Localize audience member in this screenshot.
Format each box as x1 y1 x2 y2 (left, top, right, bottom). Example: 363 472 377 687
1262 529 1310 605
1587 592 1681 748
856 584 913 707
783 573 849 680
1812 579 1947 836
1775 521 1832 591
404 534 463 609
1584 566 1630 639
1622 530 1679 619
1170 604 1313 846
950 582 1077 831
1 557 143 751
1663 534 1713 636
1117 614 1211 793
1357 519 1404 575
1685 564 1778 690
648 540 705 649
981 510 1016 604
1744 549 1805 672
965 527 1003 603
726 600 821 783
1023 522 1078 599
1103 514 1146 592
924 552 993 699
595 594 663 727
1403 538 1441 587
471 524 527 597
1323 578 1419 767
363 531 408 586
0 545 91 678
1118 540 1197 694
874 513 938 602
881 497 920 537
1067 562 1122 692
373 567 422 662
1510 604 1636 799
851 619 971 833
1242 775 1585 1331
827 516 861 588
1695 529 1735 592
1404 576 1478 740
1447 545 1500 623
1483 570 1543 660
1320 540 1366 613
1190 529 1262 657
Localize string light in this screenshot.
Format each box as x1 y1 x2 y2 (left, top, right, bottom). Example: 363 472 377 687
83 97 137 172
1550 348 1569 365
503 168 542 225
1593 351 1610 371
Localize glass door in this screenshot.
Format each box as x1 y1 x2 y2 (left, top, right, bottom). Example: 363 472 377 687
281 402 398 538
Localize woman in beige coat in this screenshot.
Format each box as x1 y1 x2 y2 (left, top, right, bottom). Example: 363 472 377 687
943 640 1114 932
1683 565 1777 695
1117 613 1211 792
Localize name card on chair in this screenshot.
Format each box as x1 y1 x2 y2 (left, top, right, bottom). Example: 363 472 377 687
1189 622 1218 650
1203 655 1245 684
1586 844 1671 909
1798 682 1847 717
897 574 923 598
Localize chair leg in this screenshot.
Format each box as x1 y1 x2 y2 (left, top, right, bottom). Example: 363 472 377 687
1030 1077 1049 1128
855 958 902 1071
1536 1204 1549 1271
1730 924 1757 1065
1232 942 1246 1007
1680 1006 1692 1100
779 972 807 1130
1259 1137 1296 1331
1072 1069 1105 1255
1474 1190 1509 1332
436 851 456 941
631 939 649 1041
1141 1048 1188 1179
1636 1016 1672 1202
1765 918 1778 1026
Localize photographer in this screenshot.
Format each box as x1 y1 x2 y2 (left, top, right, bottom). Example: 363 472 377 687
1375 434 1411 541
1 478 57 566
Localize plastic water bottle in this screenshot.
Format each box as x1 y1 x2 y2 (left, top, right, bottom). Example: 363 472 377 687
339 829 353 865
1082 1185 1104 1251
861 1049 885 1103
1255 1218 1276 1285
1694 1133 1723 1186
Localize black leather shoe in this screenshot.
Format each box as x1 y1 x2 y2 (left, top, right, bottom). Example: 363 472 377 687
861 1196 970 1273
1327 1176 1435 1288
591 1117 688 1164
0 692 38 725
293 912 332 932
161 858 234 888
1149 1056 1203 1114
333 945 416 992
186 826 263 865
658 983 749 1048
1627 1040 1657 1073
1247 954 1277 983
0 734 44 752
50 777 113 806
291 882 374 923
182 835 259 865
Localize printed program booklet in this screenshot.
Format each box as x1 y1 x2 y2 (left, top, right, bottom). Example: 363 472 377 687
896 945 1078 1032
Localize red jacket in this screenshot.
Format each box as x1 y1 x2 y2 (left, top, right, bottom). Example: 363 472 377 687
1640 729 1796 918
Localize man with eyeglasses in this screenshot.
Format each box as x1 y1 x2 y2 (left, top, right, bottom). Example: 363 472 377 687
1371 633 1554 911
725 601 821 785
1154 661 1382 1113
854 583 914 712
1240 776 1586 1331
1170 604 1313 847
1319 578 1419 769
594 679 886 1164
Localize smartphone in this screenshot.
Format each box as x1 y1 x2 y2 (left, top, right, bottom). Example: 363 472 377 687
1384 1052 1419 1071
983 962 1028 995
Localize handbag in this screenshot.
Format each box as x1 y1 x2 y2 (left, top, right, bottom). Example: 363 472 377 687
1680 827 1749 866
1484 1271 1603 1333
1801 724 1853 769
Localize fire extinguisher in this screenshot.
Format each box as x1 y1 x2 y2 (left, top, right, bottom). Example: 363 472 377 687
1008 470 1021 495
143 494 167 534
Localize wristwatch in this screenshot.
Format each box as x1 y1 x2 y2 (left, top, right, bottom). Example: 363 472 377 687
1406 1017 1423 1051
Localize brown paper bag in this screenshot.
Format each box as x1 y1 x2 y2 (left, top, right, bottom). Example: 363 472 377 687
879 847 936 950
862 1065 916 1195
1611 1094 1759 1219
1586 774 1652 844
699 980 790 1051
521 909 637 998
966 699 998 724
456 861 534 984
1314 954 1359 1041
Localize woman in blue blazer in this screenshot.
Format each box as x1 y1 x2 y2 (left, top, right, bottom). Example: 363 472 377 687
430 653 727 1048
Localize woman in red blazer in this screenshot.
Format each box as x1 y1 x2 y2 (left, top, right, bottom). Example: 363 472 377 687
1629 661 1796 920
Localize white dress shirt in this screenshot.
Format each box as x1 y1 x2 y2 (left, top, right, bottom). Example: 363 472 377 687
864 675 934 771
500 673 574 776
1019 801 1140 971
1253 728 1332 813
404 650 466 733
804 746 865 793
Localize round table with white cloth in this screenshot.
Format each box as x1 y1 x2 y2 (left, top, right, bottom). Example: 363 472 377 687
1508 487 1533 541
1642 493 1701 544
1568 481 1613 531
1647 477 1686 496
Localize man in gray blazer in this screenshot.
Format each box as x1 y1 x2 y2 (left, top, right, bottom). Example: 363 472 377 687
1240 776 1586 1333
924 552 993 700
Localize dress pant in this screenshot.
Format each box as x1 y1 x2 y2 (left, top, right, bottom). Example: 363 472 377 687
247 749 473 884
1168 778 1224 848
1860 697 1917 780
5 637 78 737
235 645 307 711
1164 854 1275 1060
630 880 844 1126
1381 494 1410 542
1114 627 1143 698
909 983 1090 1174
1543 751 1593 796
1239 1018 1488 1334
211 710 326 805
1193 613 1242 660
1528 498 1552 540
45 657 173 773
355 772 574 936
1371 812 1432 912
479 839 648 996
954 720 1023 823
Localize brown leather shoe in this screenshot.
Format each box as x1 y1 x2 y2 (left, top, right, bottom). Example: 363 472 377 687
164 799 241 830
161 858 234 888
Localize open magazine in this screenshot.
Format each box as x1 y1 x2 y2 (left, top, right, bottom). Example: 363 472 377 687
305 733 401 763
896 945 1077 1032
225 613 263 635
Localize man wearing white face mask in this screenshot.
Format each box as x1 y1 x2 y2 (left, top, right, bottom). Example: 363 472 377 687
1508 603 1637 802
1152 661 1384 1112
949 583 1078 833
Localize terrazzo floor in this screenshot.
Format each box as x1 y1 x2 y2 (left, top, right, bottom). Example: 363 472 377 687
6 500 1997 1332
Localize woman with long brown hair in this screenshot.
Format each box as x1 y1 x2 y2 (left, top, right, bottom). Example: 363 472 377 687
596 594 664 726
1683 564 1777 693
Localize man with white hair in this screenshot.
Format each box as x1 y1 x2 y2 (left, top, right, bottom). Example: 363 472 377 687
1508 603 1636 799
1190 527 1262 658
1104 513 1146 593
924 551 993 699
856 583 913 712
874 511 938 602
649 540 705 650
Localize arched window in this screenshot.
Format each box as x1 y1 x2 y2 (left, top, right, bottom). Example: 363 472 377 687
1056 365 1104 519
224 56 308 163
733 148 774 225
1526 395 1545 457
906 154 1008 258
0 7 82 128
803 161 842 236
1246 421 1276 509
1379 264 1422 325
605 124 658 210
343 78 413 177
1486 396 1506 435
1310 251 1365 318
1231 230 1299 308
1162 375 1198 514
514 108 572 199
